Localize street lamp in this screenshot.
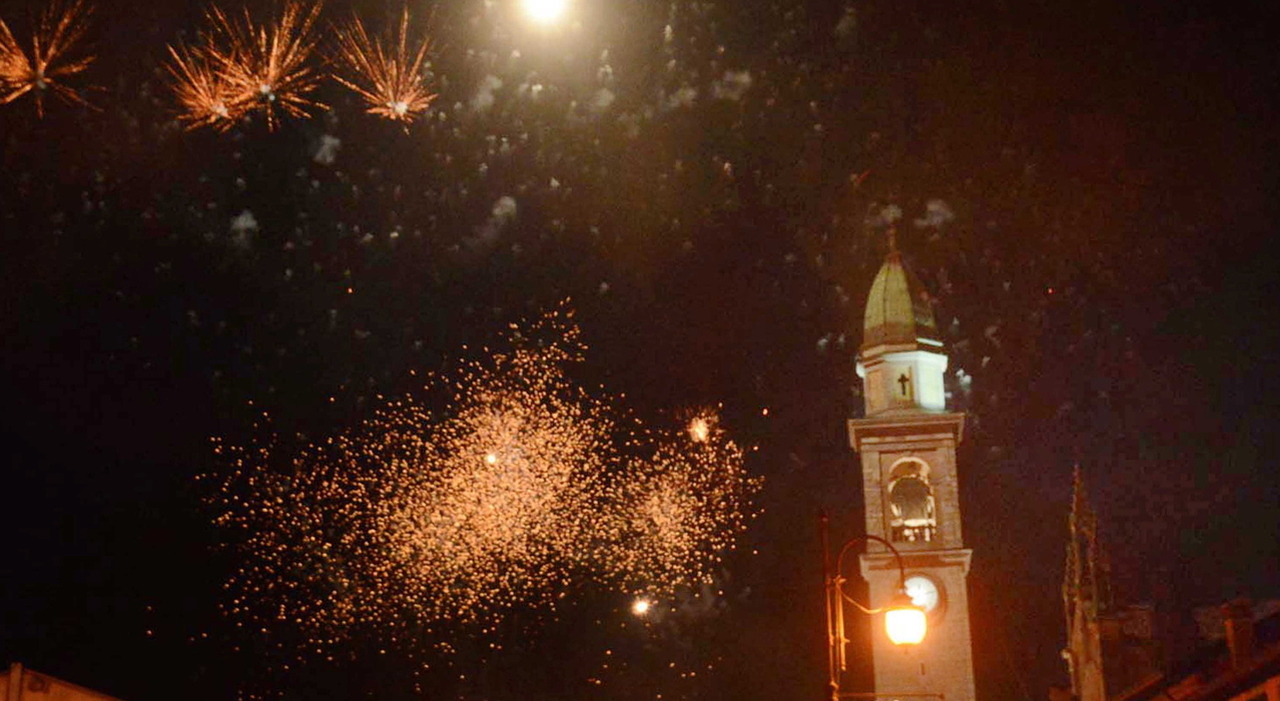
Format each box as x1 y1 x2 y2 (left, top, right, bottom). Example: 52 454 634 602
821 512 927 701
882 591 928 645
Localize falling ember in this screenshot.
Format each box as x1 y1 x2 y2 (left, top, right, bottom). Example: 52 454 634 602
0 0 95 117
207 309 760 649
332 9 436 124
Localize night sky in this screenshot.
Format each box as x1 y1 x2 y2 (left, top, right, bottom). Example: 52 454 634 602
1 0 1277 699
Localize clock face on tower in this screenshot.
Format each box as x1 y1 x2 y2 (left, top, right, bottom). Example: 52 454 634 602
904 575 942 615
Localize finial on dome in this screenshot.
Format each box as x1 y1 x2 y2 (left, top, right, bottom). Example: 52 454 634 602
887 226 899 255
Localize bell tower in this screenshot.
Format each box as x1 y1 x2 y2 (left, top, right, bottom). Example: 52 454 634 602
849 234 976 701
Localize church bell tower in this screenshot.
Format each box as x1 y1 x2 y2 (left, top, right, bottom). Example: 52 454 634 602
849 236 976 701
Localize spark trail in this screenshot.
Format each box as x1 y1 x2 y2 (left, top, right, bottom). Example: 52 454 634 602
332 9 436 123
166 41 240 130
168 1 324 131
0 0 94 117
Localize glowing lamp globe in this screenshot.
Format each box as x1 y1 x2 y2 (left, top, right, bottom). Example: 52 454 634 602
522 0 568 24
884 593 927 645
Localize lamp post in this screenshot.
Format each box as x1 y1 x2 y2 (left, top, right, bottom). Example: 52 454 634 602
822 512 927 701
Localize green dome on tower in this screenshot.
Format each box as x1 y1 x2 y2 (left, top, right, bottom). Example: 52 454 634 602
861 240 942 354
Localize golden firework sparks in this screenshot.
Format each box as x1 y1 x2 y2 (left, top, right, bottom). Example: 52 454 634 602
609 415 758 596
207 310 760 650
196 0 325 131
0 0 94 117
165 41 241 131
332 9 436 123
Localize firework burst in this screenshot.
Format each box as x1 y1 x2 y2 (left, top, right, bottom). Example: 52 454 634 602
332 9 436 123
208 311 759 651
375 323 620 624
165 41 240 131
171 0 324 131
609 410 755 596
0 0 94 117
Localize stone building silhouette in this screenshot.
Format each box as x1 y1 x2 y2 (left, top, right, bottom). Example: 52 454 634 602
2 663 126 701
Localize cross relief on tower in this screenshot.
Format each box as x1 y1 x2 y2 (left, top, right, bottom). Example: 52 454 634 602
896 371 914 401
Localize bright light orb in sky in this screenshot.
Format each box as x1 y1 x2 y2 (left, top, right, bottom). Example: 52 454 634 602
687 417 711 443
522 0 568 24
631 598 652 616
